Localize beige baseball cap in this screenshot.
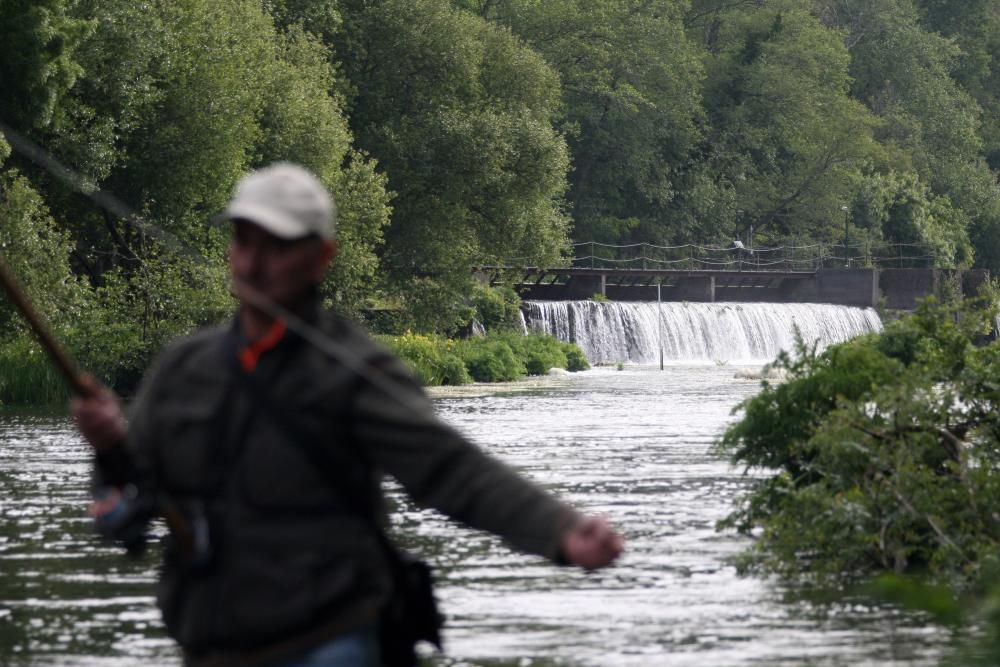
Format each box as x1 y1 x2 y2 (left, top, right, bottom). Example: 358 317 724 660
214 163 336 240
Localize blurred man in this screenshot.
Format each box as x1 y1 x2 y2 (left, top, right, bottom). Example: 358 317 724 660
73 163 624 667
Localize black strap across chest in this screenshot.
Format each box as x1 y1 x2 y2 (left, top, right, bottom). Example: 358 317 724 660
224 325 375 521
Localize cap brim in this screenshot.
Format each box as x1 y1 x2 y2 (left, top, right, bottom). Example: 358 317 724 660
211 203 313 240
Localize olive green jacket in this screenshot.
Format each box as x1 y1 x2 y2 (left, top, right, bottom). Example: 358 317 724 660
107 309 579 660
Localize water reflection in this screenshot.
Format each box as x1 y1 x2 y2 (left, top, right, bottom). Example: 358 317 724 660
0 368 951 666
0 412 174 666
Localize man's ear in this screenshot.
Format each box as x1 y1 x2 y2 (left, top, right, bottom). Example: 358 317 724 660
312 240 337 283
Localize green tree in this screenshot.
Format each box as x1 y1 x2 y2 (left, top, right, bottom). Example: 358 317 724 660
255 24 391 315
692 1 876 244
913 0 1000 169
0 0 90 130
856 171 973 268
473 0 706 245
0 0 392 394
337 0 571 331
822 0 1000 271
0 165 89 336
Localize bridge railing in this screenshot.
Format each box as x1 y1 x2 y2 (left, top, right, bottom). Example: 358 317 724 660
565 241 939 271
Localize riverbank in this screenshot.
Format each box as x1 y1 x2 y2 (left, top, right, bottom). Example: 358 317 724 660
0 327 589 406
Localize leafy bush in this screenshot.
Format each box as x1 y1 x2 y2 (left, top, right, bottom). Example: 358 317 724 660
457 337 525 382
379 332 471 386
562 342 590 371
0 336 68 405
509 334 574 375
381 331 588 385
718 298 1000 585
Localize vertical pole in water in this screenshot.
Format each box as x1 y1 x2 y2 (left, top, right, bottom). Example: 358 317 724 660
657 280 663 371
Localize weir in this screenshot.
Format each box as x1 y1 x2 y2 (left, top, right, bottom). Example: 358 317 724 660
523 300 882 365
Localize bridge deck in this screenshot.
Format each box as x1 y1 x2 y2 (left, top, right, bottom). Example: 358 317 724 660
476 265 989 309
476 265 815 286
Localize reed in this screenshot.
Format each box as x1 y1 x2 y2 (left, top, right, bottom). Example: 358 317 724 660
0 336 69 405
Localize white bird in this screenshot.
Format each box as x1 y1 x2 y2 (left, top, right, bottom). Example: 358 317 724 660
733 239 745 249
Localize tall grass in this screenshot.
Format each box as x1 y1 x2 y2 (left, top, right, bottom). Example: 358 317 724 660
0 336 69 405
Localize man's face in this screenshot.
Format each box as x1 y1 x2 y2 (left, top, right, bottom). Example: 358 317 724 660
228 220 335 311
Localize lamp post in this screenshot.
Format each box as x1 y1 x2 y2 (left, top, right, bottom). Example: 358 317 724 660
840 205 850 267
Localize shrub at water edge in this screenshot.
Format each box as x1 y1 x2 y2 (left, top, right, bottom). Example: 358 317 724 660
378 332 472 386
456 337 525 382
381 331 588 385
717 298 1000 664
498 333 590 375
719 299 1000 582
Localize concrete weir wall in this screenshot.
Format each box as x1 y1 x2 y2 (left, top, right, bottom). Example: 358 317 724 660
517 268 990 308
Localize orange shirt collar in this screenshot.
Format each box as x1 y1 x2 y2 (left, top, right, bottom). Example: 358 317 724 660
239 319 287 372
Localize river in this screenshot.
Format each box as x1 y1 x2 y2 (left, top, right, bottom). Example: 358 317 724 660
0 363 950 666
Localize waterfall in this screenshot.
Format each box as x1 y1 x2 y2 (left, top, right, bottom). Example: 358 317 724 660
523 301 883 365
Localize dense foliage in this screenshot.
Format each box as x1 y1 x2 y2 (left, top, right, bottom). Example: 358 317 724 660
5 0 1000 397
718 298 1000 664
719 299 1000 582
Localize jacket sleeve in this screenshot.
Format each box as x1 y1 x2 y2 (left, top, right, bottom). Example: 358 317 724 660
349 354 581 562
90 349 173 550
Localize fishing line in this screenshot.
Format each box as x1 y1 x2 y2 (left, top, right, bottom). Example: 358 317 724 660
0 121 204 263
1 121 617 551
0 120 433 415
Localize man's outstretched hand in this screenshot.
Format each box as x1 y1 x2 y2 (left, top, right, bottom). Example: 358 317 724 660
560 515 624 569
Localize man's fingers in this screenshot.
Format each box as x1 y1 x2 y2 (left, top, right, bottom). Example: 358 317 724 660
561 515 625 569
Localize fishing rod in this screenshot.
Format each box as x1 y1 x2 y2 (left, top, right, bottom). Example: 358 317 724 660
0 256 89 396
0 252 200 555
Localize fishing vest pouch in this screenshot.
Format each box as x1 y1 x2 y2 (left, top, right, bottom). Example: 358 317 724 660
379 550 444 667
157 548 220 655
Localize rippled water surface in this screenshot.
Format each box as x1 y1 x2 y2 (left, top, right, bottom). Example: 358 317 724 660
1 366 951 665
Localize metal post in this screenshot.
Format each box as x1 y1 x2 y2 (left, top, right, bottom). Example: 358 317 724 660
841 205 850 267
657 280 663 371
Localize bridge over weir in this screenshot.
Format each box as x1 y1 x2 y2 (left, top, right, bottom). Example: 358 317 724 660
476 266 990 310
479 240 990 308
